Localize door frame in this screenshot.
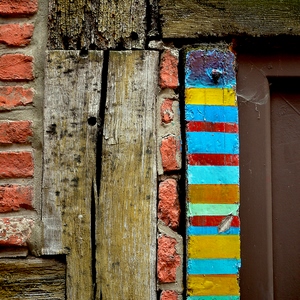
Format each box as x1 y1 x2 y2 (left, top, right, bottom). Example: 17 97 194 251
237 53 300 299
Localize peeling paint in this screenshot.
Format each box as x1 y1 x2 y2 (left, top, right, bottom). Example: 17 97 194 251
218 215 234 233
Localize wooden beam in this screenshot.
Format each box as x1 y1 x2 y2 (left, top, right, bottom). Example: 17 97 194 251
43 50 103 299
160 0 300 38
48 0 146 50
96 51 158 299
0 257 65 299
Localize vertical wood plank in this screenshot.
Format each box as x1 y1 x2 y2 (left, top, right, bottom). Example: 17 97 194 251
43 51 103 299
96 51 158 299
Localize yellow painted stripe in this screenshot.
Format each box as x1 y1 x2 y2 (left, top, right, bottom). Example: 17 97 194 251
188 235 240 259
188 274 240 296
185 88 236 106
188 184 239 204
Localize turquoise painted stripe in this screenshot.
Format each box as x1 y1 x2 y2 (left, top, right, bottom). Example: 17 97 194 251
188 258 241 275
187 132 239 154
187 296 240 300
188 226 240 235
185 105 238 123
188 166 239 184
188 203 239 217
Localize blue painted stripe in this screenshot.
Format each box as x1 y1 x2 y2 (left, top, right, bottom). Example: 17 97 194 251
187 296 240 300
188 258 241 275
185 105 238 123
187 132 239 154
188 166 239 184
188 226 240 235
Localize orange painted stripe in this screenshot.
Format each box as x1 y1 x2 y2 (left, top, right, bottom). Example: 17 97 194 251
188 274 240 296
187 121 239 133
188 184 239 204
188 154 239 166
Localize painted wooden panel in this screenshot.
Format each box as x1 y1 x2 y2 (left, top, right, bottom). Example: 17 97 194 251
43 51 103 299
160 0 300 38
96 51 158 299
185 46 240 298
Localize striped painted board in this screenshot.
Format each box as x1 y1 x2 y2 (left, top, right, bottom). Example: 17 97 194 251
185 47 240 298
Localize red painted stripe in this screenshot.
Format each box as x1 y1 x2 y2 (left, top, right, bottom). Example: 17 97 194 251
190 216 240 227
188 154 239 166
187 121 239 133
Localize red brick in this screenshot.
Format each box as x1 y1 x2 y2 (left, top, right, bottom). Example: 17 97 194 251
0 86 34 110
158 179 180 230
0 54 34 81
160 135 180 172
0 0 38 16
157 236 181 283
0 24 34 46
0 152 33 178
0 217 34 246
0 185 33 212
0 121 32 144
161 99 174 124
161 291 178 300
160 50 179 89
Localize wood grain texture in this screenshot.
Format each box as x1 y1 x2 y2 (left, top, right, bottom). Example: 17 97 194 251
48 0 146 50
0 257 65 299
160 0 300 38
96 51 158 299
43 51 103 299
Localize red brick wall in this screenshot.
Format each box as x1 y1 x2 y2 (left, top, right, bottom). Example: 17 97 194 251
0 0 41 247
157 48 183 300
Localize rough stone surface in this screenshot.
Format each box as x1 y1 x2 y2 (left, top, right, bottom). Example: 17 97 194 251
0 121 32 144
0 0 38 16
159 50 179 89
158 179 180 230
0 185 33 212
157 235 181 283
0 217 34 246
160 135 180 172
0 24 34 46
0 86 34 110
161 99 174 124
0 54 34 81
0 152 33 178
161 290 178 300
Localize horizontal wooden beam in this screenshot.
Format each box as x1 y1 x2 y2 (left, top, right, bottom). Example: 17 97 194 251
48 0 146 49
160 0 300 38
0 257 65 299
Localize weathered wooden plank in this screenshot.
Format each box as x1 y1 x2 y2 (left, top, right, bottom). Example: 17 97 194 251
160 0 300 38
43 50 103 299
0 257 65 299
96 51 158 299
48 0 146 50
